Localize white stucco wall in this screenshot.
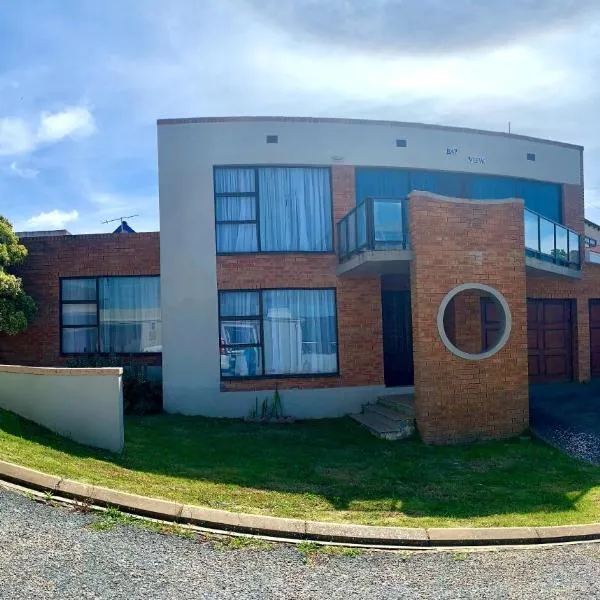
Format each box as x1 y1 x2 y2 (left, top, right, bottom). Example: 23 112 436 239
0 365 123 452
157 117 583 416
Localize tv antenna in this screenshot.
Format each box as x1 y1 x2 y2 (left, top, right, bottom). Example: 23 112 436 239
102 214 139 226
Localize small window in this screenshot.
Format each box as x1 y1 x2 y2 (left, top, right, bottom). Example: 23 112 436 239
396 139 407 148
527 153 536 161
585 236 597 248
266 135 278 144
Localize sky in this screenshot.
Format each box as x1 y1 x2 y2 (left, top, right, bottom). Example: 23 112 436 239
1 0 600 233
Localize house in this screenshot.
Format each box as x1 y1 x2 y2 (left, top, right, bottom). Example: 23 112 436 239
157 116 595 444
0 231 161 374
2 116 597 445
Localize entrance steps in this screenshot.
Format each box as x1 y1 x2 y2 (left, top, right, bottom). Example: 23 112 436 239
350 393 416 440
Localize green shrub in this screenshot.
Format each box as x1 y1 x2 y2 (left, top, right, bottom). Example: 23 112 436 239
66 354 162 415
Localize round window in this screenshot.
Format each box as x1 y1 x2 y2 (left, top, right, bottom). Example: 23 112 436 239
437 283 511 360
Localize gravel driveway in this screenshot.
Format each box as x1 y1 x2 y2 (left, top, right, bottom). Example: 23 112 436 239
1 486 600 599
530 382 600 464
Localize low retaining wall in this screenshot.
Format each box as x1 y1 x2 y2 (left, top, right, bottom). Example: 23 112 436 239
0 365 123 453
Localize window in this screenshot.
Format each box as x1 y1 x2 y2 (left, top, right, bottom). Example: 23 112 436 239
61 277 161 354
527 153 536 161
585 236 597 248
219 289 338 378
215 167 333 253
396 139 407 147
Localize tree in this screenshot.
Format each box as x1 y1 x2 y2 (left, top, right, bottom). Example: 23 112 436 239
0 217 36 334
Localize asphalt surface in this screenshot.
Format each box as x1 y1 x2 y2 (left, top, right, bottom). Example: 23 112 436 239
2 487 600 599
530 382 600 464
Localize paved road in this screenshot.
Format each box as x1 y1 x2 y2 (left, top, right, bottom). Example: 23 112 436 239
1 487 600 599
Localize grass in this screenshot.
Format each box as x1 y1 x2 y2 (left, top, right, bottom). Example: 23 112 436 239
1 409 600 528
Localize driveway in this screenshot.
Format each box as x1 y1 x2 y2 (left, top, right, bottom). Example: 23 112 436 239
2 485 600 599
530 381 600 464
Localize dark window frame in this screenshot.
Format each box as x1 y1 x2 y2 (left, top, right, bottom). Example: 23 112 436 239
214 165 335 255
585 236 597 248
59 275 161 356
218 287 340 380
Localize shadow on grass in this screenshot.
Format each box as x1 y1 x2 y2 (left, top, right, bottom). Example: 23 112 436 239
1 408 599 523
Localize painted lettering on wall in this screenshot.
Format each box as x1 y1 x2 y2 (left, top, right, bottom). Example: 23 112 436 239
468 156 486 165
446 147 458 155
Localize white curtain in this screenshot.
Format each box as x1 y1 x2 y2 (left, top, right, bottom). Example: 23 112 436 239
263 290 337 375
99 277 161 353
258 168 332 251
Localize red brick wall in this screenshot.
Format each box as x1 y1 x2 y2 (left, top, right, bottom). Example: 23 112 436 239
563 184 585 235
451 290 483 355
0 233 160 367
218 165 385 391
409 193 529 444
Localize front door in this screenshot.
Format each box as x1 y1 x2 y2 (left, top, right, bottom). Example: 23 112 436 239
382 290 414 386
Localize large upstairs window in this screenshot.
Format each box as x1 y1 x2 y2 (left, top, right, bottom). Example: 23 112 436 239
61 276 161 354
355 168 563 224
215 167 333 253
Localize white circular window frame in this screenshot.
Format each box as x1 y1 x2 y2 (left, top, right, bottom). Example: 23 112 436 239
437 283 512 361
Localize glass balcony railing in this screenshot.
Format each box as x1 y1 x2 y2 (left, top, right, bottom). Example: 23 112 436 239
337 197 408 263
524 208 581 270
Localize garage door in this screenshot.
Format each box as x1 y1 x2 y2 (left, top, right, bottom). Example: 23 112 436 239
589 300 600 377
527 299 573 383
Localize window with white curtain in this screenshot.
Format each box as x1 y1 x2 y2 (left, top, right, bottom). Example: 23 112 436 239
61 277 161 354
214 167 333 253
219 289 338 378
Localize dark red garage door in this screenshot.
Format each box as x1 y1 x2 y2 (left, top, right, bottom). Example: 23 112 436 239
589 300 600 377
527 299 573 383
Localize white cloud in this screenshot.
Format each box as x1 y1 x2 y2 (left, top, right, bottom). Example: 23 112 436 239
9 161 39 179
26 209 79 229
37 106 96 143
0 107 95 156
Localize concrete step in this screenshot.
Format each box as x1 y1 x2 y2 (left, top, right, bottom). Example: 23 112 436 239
377 394 415 418
350 411 415 441
364 403 412 422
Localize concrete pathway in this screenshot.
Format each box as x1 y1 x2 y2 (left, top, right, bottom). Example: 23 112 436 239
530 382 600 464
2 487 600 599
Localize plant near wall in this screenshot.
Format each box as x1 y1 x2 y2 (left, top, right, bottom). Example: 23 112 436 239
246 388 293 424
0 218 36 334
66 354 162 415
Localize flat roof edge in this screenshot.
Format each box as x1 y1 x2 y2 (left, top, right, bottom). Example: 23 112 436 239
156 116 583 151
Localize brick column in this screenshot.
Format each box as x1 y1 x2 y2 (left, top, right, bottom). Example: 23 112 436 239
409 192 529 444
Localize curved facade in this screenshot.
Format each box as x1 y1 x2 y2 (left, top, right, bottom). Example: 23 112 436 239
158 117 589 443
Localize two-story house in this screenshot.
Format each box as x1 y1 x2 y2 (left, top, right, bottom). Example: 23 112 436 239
157 116 594 444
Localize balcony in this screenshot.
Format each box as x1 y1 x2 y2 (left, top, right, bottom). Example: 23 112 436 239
336 197 412 276
524 208 582 278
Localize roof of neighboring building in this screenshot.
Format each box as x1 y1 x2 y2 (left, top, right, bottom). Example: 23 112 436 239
585 219 600 232
16 229 71 238
112 220 136 234
156 116 583 150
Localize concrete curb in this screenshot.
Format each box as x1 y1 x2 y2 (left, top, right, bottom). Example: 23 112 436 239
2 459 600 547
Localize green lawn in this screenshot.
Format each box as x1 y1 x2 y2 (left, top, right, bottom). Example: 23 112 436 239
1 408 600 528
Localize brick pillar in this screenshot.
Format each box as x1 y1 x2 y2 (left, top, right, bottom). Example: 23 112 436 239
576 299 591 382
409 192 529 444
562 184 585 236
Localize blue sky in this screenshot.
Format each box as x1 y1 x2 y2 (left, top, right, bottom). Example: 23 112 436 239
1 0 600 233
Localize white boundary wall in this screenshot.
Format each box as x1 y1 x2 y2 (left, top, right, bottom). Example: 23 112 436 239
0 365 123 453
